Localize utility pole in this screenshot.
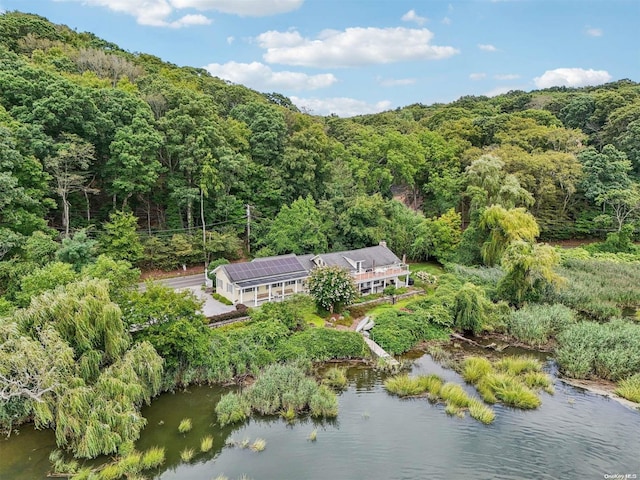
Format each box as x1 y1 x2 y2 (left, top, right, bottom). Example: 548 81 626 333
246 204 251 255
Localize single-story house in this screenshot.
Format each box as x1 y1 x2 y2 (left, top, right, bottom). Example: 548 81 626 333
212 242 410 307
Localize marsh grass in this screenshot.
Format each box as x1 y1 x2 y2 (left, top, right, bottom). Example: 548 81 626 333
310 385 338 418
439 383 471 408
481 373 541 409
523 371 554 394
468 398 496 424
495 356 541 376
462 357 493 384
308 429 317 441
463 355 550 409
180 448 195 462
250 438 266 452
508 303 575 346
322 367 348 390
140 446 165 470
556 319 640 380
200 435 214 453
384 373 494 423
280 407 296 422
615 374 640 403
97 463 121 480
384 375 425 397
554 259 640 320
178 418 192 434
215 392 251 426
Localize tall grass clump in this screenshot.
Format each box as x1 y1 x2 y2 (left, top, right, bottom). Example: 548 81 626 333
615 374 640 403
468 398 496 424
479 373 541 409
462 357 493 384
439 383 471 408
200 435 214 453
215 363 339 425
508 303 575 346
383 374 442 397
178 418 192 433
180 448 195 462
495 356 541 376
310 385 339 418
140 446 165 470
462 355 551 409
322 367 348 390
556 319 640 380
215 392 251 427
249 438 266 452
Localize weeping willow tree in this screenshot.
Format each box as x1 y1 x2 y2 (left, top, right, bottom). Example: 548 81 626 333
0 320 75 434
479 205 540 266
498 240 564 305
54 341 162 458
452 282 494 335
3 279 164 458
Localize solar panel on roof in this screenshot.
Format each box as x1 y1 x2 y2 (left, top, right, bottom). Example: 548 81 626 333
225 256 306 282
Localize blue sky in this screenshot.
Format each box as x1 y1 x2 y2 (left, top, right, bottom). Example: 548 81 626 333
2 0 638 116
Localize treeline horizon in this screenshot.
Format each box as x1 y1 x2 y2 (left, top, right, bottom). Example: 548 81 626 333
1 10 639 270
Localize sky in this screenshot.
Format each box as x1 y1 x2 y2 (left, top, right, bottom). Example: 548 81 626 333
2 0 639 117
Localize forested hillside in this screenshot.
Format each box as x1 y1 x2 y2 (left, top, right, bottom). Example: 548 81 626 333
1 10 639 277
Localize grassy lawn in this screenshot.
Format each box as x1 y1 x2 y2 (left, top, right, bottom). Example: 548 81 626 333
295 296 327 327
408 262 445 276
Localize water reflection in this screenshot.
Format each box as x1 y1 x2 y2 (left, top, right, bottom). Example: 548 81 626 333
2 352 639 480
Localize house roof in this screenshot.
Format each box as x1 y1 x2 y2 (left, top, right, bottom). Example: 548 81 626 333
219 255 307 283
315 245 402 271
215 244 403 286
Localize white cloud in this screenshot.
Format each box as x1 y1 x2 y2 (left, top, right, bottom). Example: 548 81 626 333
533 68 612 88
478 44 497 52
470 72 486 80
168 14 211 28
226 36 235 44
257 27 459 67
53 0 299 26
401 9 428 26
494 73 520 80
441 16 451 25
204 61 337 91
585 27 603 37
484 85 525 97
377 77 416 87
291 96 392 117
169 0 304 16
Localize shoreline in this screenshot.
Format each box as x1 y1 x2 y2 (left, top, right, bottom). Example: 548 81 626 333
558 376 639 411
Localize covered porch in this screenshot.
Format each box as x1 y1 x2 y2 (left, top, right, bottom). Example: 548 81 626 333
235 275 307 307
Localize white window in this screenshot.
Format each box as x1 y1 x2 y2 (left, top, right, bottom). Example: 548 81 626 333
227 283 233 293
285 280 296 286
244 287 255 292
217 279 223 289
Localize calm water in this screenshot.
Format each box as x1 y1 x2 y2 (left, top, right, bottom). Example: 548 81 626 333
2 353 639 480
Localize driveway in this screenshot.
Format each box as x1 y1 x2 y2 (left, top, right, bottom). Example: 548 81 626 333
177 286 235 317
